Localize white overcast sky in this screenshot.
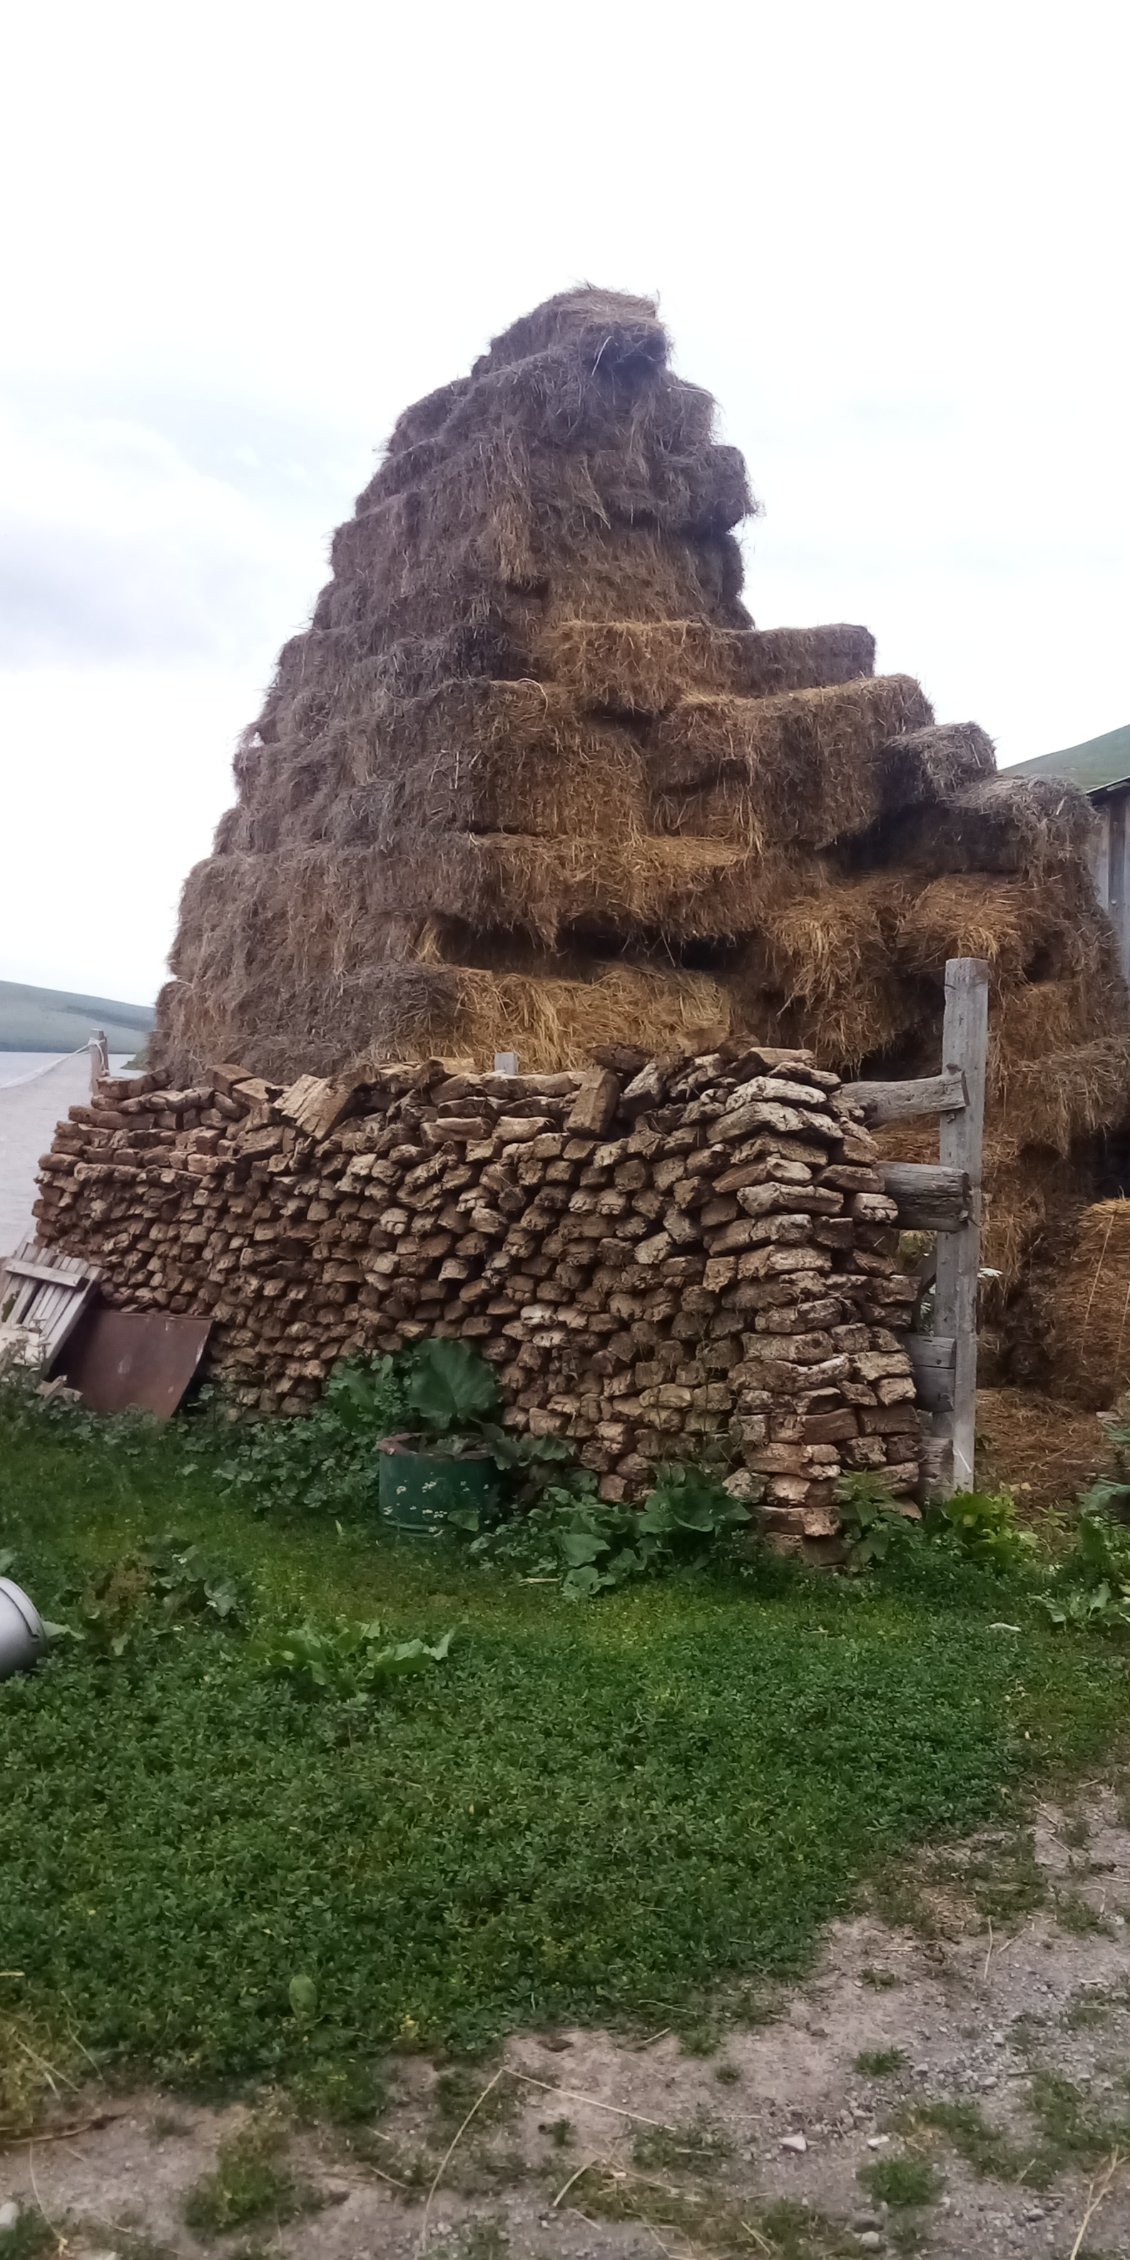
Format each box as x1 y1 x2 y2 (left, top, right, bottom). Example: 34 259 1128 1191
1 0 1127 1005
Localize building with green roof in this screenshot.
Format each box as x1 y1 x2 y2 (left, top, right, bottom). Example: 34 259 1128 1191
1012 723 1130 976
1012 720 1130 797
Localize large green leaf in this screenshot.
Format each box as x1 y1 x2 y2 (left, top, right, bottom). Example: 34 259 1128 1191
406 1339 500 1435
559 1531 608 1567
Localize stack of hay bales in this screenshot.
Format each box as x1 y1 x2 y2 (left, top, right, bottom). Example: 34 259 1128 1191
154 287 1130 1313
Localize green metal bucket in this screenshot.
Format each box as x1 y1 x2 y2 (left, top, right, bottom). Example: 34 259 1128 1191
377 1435 497 1537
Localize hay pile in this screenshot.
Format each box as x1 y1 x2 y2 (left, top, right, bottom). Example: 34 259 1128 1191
155 286 1130 1317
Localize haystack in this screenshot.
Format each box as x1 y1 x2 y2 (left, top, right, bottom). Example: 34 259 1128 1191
155 286 1130 1358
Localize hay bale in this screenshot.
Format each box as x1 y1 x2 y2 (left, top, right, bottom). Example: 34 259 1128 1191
399 964 733 1070
542 619 876 713
894 869 1111 989
176 835 774 965
746 873 918 1068
993 1035 1130 1158
230 683 651 852
1046 1199 1130 1410
877 723 996 810
877 770 1095 875
650 675 933 850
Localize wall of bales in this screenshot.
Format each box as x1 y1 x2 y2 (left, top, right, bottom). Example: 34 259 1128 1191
36 1045 923 1544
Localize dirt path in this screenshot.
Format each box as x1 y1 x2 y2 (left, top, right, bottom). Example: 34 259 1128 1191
5 1784 1130 2260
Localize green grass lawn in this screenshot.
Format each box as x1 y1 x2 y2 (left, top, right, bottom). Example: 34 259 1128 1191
1 1399 1127 2104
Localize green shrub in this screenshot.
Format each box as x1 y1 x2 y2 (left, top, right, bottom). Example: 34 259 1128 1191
183 2121 315 2233
253 1619 452 1702
854 2046 906 2076
194 1355 407 1518
834 1473 909 1570
925 1489 1037 1573
452 1462 750 1597
1039 1512 1130 1634
858 2154 943 2207
52 1538 250 1661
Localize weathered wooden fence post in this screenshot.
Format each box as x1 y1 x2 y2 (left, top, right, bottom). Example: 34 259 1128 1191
931 958 988 1491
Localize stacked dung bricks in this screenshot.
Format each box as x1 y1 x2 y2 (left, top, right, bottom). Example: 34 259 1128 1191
152 287 1130 1331
36 1044 921 1542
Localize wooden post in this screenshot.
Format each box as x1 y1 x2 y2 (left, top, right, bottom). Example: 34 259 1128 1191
931 959 988 1492
88 1029 109 1094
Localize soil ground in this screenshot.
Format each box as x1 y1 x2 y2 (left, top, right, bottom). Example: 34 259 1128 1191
6 1782 1130 2260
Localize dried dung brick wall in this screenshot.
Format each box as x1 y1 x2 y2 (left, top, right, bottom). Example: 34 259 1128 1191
36 1045 922 1542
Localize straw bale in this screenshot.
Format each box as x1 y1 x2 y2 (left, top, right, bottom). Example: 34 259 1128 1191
327 736 647 850
542 619 876 714
876 723 995 812
741 873 918 1069
543 524 749 631
989 970 1129 1084
155 958 460 1087
650 675 932 851
374 963 734 1071
877 770 1095 876
226 682 651 852
157 950 734 1086
171 834 774 992
1045 1199 1130 1409
366 620 532 700
894 869 1111 990
992 1035 1130 1158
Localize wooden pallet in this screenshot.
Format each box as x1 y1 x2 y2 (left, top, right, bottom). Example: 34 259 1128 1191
0 1236 100 1369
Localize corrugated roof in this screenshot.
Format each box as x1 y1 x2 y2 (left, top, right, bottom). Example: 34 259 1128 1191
1011 720 1130 796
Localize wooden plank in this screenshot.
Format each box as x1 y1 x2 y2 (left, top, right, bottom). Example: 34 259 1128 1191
1108 795 1128 983
918 1434 953 1499
932 959 988 1491
907 1331 957 1412
1091 802 1111 912
4 1256 94 1289
0 1237 100 1371
1118 791 1130 986
880 1163 971 1231
841 1069 967 1125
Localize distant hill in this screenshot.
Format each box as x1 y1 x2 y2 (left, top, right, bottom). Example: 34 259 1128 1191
0 978 156 1054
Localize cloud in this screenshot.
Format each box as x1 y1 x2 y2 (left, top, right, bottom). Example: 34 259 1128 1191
0 392 331 666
